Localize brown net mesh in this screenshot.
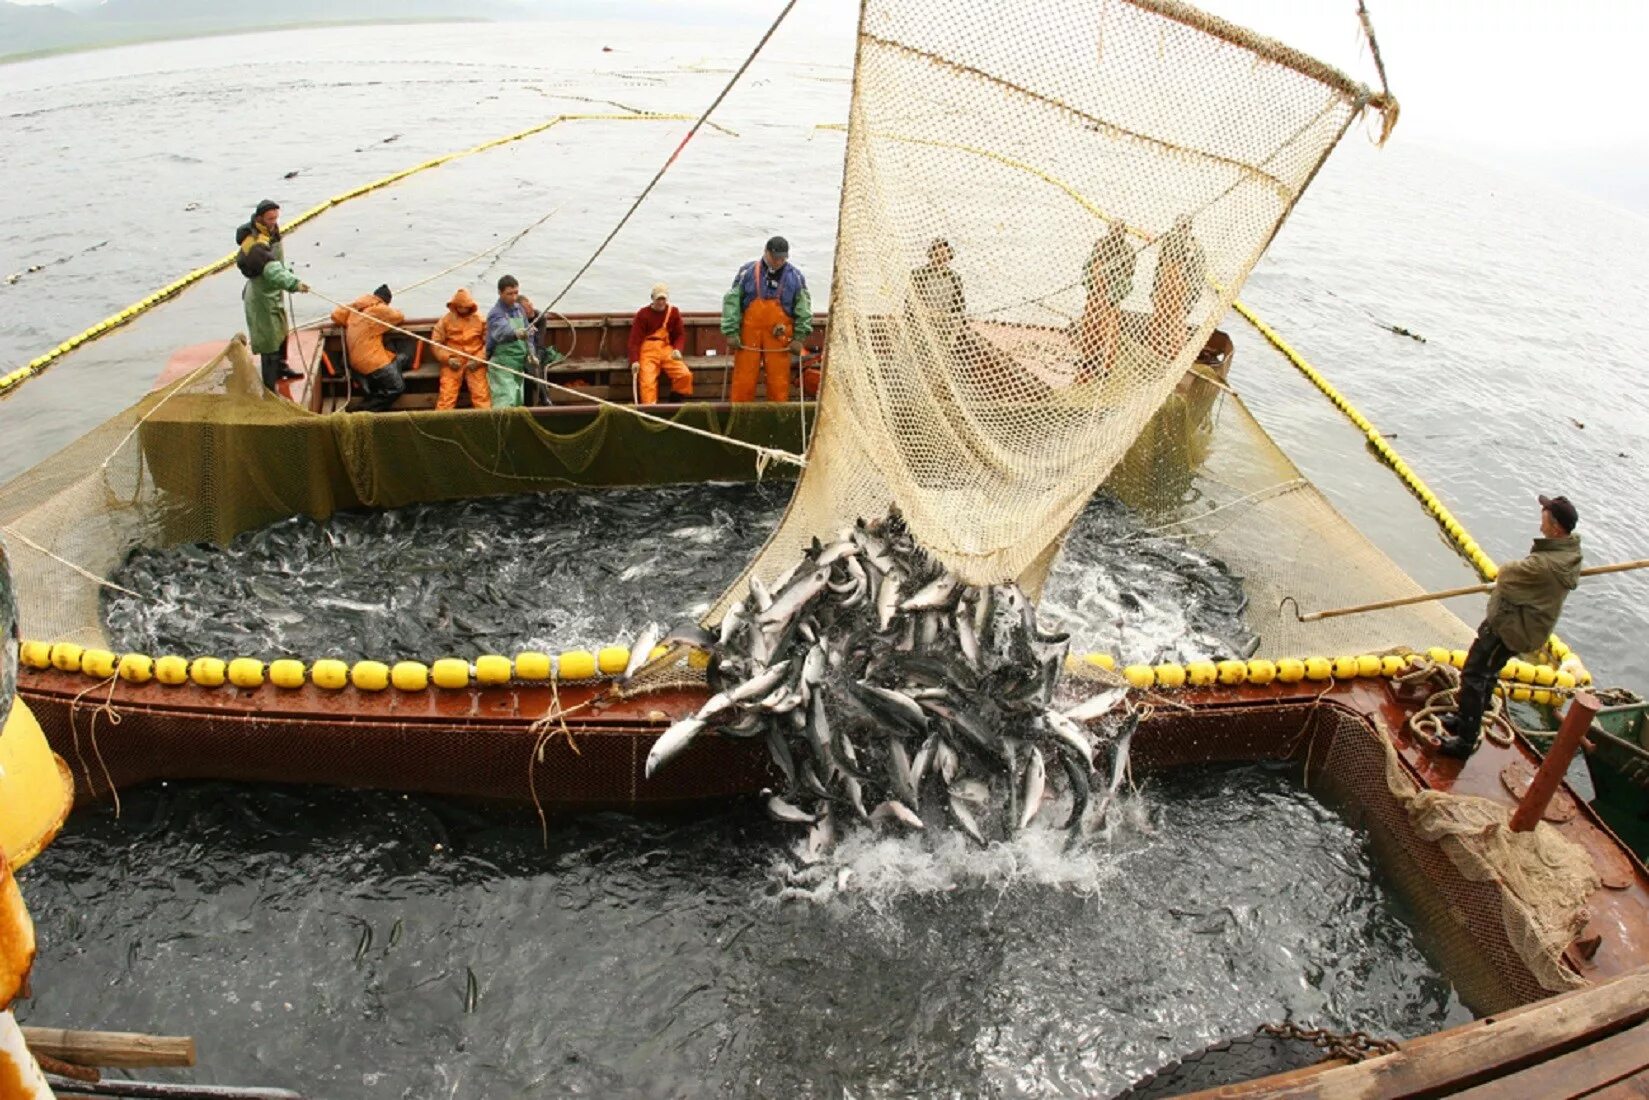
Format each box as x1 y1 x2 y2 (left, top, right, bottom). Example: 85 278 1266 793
715 0 1390 614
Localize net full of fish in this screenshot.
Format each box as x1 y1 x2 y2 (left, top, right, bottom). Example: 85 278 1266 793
646 509 1136 851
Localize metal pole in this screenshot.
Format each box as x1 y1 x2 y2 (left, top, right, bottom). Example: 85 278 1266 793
1510 691 1599 832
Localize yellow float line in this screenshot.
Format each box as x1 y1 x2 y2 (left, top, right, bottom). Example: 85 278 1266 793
21 638 1588 702
1230 301 1578 667
0 112 698 400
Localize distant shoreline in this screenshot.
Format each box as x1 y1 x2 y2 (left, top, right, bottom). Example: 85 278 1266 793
0 16 489 67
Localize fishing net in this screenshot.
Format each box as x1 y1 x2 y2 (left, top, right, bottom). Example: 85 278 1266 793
718 0 1395 612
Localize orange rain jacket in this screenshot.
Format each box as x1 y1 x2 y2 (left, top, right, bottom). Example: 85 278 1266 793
330 294 405 374
431 288 487 368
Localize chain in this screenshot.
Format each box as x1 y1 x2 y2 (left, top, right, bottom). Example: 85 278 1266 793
1257 1022 1399 1064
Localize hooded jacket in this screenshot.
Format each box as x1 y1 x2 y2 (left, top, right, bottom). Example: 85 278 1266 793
1486 534 1582 653
431 288 487 369
330 294 405 375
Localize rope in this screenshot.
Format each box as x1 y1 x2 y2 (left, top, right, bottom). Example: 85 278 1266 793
0 525 143 598
312 289 806 468
1356 1 1401 145
545 0 803 310
0 112 695 402
1230 300 1578 666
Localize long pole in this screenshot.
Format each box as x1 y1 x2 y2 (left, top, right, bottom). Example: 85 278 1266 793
1292 558 1649 622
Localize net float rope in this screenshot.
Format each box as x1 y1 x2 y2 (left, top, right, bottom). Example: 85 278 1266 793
0 112 698 401
1230 300 1582 670
19 637 1588 703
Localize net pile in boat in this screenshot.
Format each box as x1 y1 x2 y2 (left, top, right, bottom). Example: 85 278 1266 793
720 0 1393 611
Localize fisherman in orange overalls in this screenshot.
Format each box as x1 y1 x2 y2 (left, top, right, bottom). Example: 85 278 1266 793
627 282 692 404
721 236 812 403
430 287 491 410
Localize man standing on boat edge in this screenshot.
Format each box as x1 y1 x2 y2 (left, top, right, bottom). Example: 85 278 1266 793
723 236 812 402
236 200 309 391
486 274 541 409
1438 495 1583 759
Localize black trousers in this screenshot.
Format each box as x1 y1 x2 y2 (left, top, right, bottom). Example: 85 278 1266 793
353 350 410 413
259 346 290 391
1455 620 1514 743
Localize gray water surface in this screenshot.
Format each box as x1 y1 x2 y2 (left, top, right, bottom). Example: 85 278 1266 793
17 765 1467 1098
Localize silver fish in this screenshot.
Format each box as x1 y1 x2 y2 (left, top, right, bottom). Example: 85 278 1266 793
645 716 705 778
855 681 928 732
948 777 989 805
935 738 960 784
695 691 735 724
1064 688 1128 724
728 660 792 704
875 570 904 631
802 803 836 863
623 622 662 680
816 539 857 567
717 600 747 646
910 734 936 791
1019 746 1047 830
888 740 919 809
1093 715 1138 826
870 800 924 831
949 796 987 846
766 726 796 790
749 575 774 612
955 603 981 668
802 643 827 687
900 574 959 612
757 567 830 630
842 774 870 819
1042 709 1096 768
765 789 817 825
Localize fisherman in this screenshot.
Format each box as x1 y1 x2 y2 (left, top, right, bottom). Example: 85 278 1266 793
1438 495 1583 759
627 282 692 404
430 287 490 411
485 274 541 409
235 199 309 391
330 284 408 413
1147 215 1206 357
723 235 812 403
907 238 966 349
1074 221 1136 376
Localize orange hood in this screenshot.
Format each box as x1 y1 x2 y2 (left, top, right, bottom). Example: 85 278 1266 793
447 288 479 315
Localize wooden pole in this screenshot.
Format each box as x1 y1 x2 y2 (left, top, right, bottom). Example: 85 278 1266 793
1511 691 1600 832
42 1079 300 1100
22 1027 194 1068
1293 558 1649 622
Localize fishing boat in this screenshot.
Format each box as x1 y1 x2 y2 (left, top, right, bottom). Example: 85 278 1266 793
6 0 1649 1092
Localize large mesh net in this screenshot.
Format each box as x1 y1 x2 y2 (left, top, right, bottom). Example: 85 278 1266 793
718 0 1389 612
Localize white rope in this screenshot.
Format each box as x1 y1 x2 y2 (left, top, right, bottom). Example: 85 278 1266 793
1 524 143 597
313 289 807 468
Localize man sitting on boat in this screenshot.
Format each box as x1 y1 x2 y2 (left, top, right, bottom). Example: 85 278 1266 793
628 283 692 405
431 288 490 411
1439 494 1583 758
330 284 408 413
723 236 812 403
235 199 309 392
485 275 541 409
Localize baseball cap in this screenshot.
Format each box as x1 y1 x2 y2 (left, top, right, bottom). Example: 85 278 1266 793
1538 494 1578 532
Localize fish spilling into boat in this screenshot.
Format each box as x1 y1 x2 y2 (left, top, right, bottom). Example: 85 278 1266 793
645 508 1134 847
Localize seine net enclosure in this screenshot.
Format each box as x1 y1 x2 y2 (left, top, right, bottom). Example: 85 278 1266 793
720 0 1389 609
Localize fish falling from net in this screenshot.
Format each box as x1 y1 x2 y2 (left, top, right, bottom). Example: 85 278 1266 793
646 509 1135 847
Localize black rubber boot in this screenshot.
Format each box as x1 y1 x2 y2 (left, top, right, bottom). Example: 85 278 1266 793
1437 733 1477 759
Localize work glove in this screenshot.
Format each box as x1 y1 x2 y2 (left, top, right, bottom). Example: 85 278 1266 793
788 338 805 355
726 338 743 352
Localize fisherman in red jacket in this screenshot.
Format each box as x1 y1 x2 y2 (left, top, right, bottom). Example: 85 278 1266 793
628 283 692 404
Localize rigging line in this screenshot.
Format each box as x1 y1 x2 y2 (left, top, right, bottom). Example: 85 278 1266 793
312 288 806 467
545 0 803 311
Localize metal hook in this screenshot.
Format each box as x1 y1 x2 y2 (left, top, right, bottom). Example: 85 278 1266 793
1278 595 1304 623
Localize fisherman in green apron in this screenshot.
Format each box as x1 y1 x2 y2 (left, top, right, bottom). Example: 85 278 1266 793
235 200 309 391
484 274 541 409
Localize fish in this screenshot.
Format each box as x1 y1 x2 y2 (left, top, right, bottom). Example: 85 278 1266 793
727 660 792 704
1064 688 1128 723
1092 712 1139 826
888 740 919 809
748 575 773 612
1041 709 1096 769
852 681 928 734
661 622 717 650
624 622 662 680
901 574 960 612
802 803 835 863
464 966 480 1014
949 796 987 846
870 800 924 831
645 717 705 778
765 789 817 824
1019 746 1047 830
875 570 904 631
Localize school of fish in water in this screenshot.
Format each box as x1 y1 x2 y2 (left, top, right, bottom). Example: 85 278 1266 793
645 509 1138 854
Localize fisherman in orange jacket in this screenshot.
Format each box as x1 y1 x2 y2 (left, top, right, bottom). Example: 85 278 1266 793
430 287 490 410
627 283 692 404
330 283 408 413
